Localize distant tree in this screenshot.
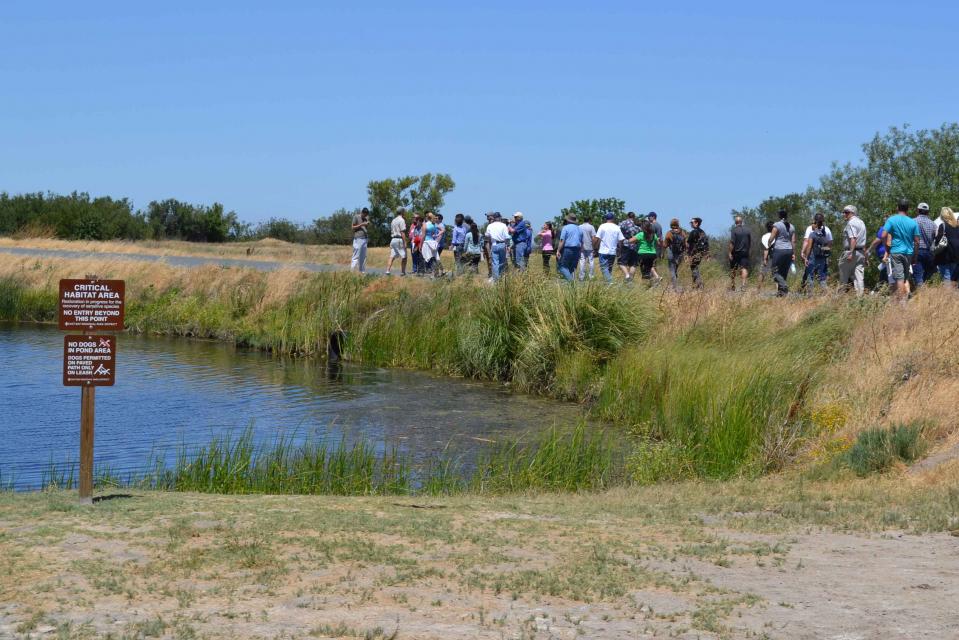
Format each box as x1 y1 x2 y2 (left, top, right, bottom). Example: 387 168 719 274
367 173 455 245
146 199 238 242
253 217 305 243
312 208 358 245
549 197 625 234
0 191 148 240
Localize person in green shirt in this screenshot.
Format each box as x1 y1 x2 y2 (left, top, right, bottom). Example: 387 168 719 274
636 218 661 283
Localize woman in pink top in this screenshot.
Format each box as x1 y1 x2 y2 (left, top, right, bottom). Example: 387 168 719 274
538 222 555 273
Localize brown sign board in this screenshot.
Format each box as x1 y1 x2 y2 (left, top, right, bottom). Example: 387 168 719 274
63 335 116 386
58 279 125 331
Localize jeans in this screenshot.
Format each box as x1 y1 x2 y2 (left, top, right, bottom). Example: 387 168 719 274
452 246 465 275
690 256 704 288
669 259 681 288
771 249 793 295
939 263 957 282
599 253 616 282
578 250 595 280
490 242 508 280
802 255 828 291
351 238 368 273
913 250 934 286
513 242 528 271
558 246 582 281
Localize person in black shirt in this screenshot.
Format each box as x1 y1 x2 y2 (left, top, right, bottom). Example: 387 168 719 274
687 217 709 288
728 215 752 291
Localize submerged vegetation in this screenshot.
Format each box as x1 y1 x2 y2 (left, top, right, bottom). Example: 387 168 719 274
1 249 955 486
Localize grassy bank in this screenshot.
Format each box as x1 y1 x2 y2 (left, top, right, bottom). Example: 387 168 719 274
1 251 956 483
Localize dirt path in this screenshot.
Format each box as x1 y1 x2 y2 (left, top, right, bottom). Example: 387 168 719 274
2 479 958 639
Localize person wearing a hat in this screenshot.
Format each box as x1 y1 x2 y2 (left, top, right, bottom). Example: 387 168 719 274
913 202 937 287
686 217 710 288
839 205 867 295
595 212 626 282
556 213 583 281
509 212 532 271
881 199 920 303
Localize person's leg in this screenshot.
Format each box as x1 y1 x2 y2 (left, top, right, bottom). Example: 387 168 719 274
516 242 528 271
690 258 701 288
358 239 367 273
557 248 575 281
939 263 956 288
600 254 614 282
542 252 550 273
669 259 679 289
740 266 749 290
853 255 865 296
586 251 595 279
351 238 362 272
772 251 790 295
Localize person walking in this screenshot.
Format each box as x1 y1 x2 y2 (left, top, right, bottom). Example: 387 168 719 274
865 224 891 292
450 213 469 276
556 214 583 281
882 199 920 303
799 213 833 293
434 213 447 276
839 204 882 296
578 217 597 280
350 207 370 273
686 217 710 288
759 221 773 290
913 202 936 287
463 217 484 275
728 215 752 291
934 207 959 287
636 218 660 283
538 222 555 273
664 219 686 289
510 212 532 271
647 212 664 282
386 208 408 276
485 212 511 280
766 209 796 296
618 212 641 281
596 212 625 283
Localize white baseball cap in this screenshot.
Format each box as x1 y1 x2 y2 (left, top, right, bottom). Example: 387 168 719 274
917 202 930 212
842 205 858 215
513 211 523 219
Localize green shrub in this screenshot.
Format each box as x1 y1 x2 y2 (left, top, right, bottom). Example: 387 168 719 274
626 438 694 485
844 423 926 476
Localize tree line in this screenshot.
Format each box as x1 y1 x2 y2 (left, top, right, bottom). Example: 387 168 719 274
2 124 956 245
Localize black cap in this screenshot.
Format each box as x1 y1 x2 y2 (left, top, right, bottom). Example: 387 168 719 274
647 211 657 218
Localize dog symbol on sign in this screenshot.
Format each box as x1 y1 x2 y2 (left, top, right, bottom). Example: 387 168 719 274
98 338 111 349
94 364 111 376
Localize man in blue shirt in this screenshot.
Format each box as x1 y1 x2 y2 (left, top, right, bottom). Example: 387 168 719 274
556 214 583 281
882 199 920 303
509 212 532 271
450 213 469 276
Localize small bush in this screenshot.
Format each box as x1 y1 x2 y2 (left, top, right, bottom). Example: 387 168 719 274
844 423 926 476
626 438 694 485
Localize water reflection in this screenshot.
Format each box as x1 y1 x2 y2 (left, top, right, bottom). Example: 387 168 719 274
0 324 583 489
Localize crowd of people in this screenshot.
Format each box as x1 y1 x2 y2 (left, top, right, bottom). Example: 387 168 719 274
349 200 959 298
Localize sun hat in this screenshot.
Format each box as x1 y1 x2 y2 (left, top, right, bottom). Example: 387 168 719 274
513 211 523 219
917 202 930 212
842 205 858 215
564 213 578 223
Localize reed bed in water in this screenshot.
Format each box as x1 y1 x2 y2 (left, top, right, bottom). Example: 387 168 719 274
31 424 622 496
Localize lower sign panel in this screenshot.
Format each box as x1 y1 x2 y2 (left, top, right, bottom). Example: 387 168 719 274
63 335 116 386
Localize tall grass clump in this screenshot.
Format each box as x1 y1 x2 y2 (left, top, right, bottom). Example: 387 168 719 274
0 276 58 322
844 422 927 476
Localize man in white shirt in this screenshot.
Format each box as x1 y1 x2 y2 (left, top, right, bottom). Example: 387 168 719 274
386 208 408 276
799 213 833 292
484 212 511 281
578 218 597 280
595 213 626 283
839 205 867 296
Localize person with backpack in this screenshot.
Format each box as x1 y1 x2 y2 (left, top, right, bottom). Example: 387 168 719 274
766 208 796 296
727 215 752 291
664 218 687 290
618 212 641 282
800 213 833 293
686 217 709 288
913 202 937 287
933 207 959 287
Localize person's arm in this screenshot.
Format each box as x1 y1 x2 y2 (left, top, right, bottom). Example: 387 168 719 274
556 228 565 255
801 237 812 263
790 232 797 259
351 218 367 232
912 233 920 263
728 238 734 262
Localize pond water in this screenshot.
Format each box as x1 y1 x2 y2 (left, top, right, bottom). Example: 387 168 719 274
1 324 583 490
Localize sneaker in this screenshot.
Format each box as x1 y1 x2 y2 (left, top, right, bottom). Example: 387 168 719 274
385 271 391 276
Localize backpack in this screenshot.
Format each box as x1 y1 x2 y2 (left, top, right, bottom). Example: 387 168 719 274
812 227 831 258
669 230 686 258
689 228 709 255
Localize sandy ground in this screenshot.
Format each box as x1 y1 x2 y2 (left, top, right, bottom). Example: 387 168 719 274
3 474 958 640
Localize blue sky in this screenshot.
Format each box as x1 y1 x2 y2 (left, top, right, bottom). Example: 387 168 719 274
2 1 958 232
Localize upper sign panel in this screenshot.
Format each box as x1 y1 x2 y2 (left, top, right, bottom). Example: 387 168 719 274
58 279 125 331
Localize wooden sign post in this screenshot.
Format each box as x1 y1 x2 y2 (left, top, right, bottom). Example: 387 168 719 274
59 277 124 503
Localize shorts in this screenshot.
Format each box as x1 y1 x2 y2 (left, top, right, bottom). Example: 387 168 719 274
618 246 639 267
889 253 911 281
729 253 750 270
390 237 406 258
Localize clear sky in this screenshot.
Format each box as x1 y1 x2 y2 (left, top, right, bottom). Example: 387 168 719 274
2 1 958 232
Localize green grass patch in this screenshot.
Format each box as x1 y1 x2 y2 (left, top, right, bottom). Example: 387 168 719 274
844 423 927 476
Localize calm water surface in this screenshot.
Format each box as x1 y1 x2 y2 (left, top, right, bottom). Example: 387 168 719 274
1 324 582 489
